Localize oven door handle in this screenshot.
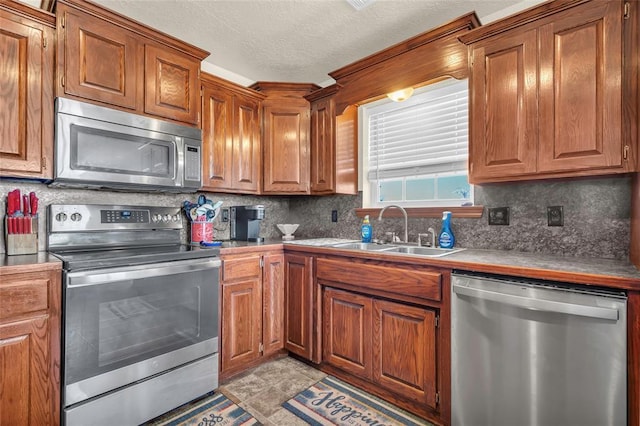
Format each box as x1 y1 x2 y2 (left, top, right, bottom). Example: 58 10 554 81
67 258 221 287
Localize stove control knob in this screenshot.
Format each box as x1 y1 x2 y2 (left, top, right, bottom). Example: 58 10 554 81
151 214 159 223
55 212 67 222
172 215 179 222
71 213 82 222
164 214 171 222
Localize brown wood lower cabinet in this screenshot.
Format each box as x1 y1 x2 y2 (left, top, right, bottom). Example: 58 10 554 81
220 249 285 379
372 299 437 409
284 253 316 361
316 255 446 424
0 265 61 426
323 287 438 410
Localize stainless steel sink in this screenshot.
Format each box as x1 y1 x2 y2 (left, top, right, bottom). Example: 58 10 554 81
389 246 465 257
330 242 465 257
331 242 399 251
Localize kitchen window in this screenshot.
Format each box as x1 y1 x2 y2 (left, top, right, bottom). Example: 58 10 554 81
361 78 472 209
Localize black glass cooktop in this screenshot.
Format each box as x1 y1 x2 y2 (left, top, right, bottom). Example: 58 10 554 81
50 244 220 271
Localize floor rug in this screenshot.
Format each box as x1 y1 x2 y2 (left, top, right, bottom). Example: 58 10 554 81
282 376 431 425
148 392 260 426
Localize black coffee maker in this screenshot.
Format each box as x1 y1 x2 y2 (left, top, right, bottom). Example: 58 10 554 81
230 205 265 242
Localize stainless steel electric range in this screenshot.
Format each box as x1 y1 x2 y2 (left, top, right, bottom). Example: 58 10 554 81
48 204 220 426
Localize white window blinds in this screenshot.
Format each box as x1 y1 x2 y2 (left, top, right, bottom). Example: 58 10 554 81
367 78 469 180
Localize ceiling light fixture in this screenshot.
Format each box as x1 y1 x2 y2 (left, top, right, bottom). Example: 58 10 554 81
387 87 414 102
345 0 376 11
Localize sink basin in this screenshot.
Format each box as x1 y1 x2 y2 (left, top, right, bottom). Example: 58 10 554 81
389 246 465 257
330 242 465 257
331 242 398 251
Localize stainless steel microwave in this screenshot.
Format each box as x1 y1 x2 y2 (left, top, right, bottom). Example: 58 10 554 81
52 98 202 192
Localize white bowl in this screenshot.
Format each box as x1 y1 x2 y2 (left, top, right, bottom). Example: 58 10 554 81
277 224 299 239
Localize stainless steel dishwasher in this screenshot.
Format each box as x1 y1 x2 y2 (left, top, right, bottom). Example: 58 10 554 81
451 272 627 426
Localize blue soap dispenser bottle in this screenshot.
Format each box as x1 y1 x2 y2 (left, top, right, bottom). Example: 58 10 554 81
438 211 455 248
361 215 372 243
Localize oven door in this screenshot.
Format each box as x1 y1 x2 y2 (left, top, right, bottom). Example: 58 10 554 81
63 257 220 407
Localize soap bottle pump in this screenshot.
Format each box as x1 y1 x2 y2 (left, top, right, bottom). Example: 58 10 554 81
438 211 455 249
361 215 372 243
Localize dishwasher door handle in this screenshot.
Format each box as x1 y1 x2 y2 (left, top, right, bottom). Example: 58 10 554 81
452 283 619 321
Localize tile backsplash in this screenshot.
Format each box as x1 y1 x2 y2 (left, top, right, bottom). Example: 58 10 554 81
0 175 632 260
287 175 632 261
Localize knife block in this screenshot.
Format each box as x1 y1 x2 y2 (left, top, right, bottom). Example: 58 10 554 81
4 217 38 255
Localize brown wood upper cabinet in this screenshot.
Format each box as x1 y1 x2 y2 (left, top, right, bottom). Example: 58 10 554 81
201 73 264 193
461 0 634 183
251 82 319 194
306 86 358 195
0 3 55 179
56 0 208 126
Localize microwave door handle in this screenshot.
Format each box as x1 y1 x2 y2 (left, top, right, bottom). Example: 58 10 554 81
175 137 182 181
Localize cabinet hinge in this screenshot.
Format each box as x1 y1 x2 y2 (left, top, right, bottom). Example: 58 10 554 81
624 2 630 19
42 35 47 48
259 343 264 353
61 76 65 87
435 392 440 405
260 257 264 268
623 145 630 160
42 157 47 170
435 315 439 328
61 14 65 28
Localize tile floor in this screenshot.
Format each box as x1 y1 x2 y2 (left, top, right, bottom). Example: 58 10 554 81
217 356 327 425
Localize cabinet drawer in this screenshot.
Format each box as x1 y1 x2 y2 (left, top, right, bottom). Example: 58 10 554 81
222 256 261 281
316 258 442 302
0 279 49 320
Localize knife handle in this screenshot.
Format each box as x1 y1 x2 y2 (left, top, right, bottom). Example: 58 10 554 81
29 192 38 216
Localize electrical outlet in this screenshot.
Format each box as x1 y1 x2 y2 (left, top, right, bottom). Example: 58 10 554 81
488 207 510 225
331 210 338 222
547 206 563 226
221 208 229 222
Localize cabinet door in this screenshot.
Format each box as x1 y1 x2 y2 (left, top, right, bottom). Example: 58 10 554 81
221 255 263 374
468 28 538 182
144 44 200 125
201 83 233 190
334 105 358 195
221 279 262 373
262 103 310 193
0 317 51 425
284 254 314 359
0 12 54 178
232 95 262 192
262 253 285 356
323 288 373 380
60 6 140 110
310 97 335 194
537 1 623 172
372 299 437 409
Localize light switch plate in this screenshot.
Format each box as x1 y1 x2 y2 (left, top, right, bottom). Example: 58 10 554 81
488 207 510 225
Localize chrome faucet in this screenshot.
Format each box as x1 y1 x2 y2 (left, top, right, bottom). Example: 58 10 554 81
377 205 408 243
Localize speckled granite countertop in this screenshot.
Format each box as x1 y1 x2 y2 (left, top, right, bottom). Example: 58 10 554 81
283 239 640 290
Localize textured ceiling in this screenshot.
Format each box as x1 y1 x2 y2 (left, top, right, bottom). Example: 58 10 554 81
92 0 541 86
